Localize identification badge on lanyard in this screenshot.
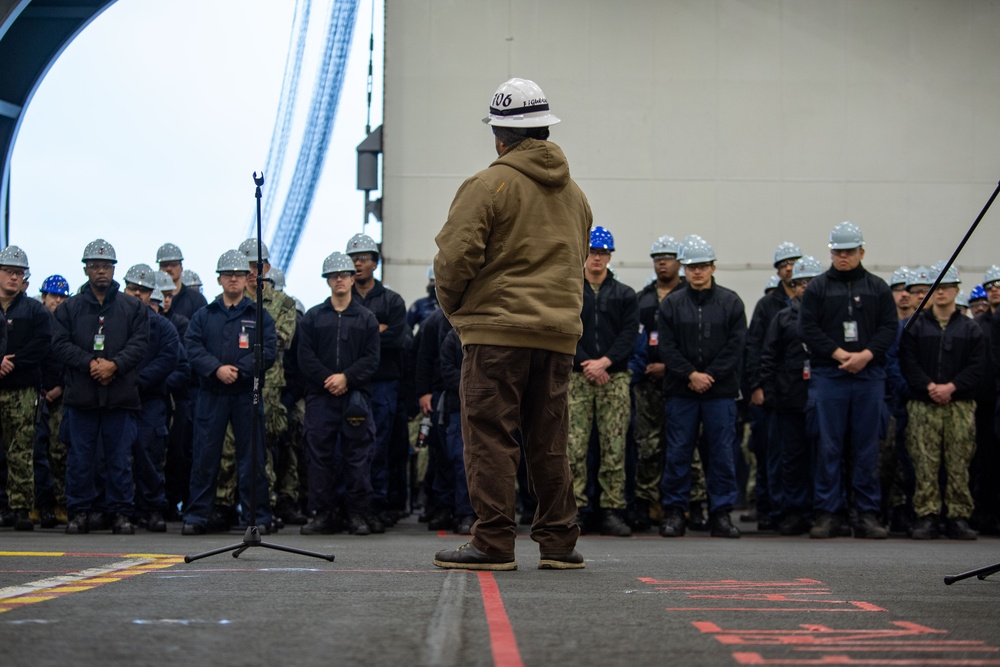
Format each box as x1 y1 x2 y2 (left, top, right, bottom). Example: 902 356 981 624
239 331 250 349
649 331 659 346
94 316 105 351
843 321 858 343
803 359 811 380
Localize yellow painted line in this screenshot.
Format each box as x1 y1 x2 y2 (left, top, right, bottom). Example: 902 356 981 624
0 553 183 615
0 551 66 557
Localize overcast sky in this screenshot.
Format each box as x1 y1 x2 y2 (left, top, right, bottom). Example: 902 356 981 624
10 0 384 308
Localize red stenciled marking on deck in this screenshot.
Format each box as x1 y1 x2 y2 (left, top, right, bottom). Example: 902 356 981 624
477 572 524 667
637 577 885 613
640 579 999 664
692 621 1000 664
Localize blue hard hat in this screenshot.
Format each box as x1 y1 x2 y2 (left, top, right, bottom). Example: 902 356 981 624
589 226 615 251
40 274 70 296
969 285 987 302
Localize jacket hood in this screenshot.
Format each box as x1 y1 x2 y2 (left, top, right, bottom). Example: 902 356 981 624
492 138 569 188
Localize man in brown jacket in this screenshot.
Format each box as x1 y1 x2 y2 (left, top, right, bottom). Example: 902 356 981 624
432 77 592 571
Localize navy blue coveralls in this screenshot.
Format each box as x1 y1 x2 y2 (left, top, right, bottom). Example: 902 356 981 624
798 264 897 516
657 279 747 514
296 298 379 516
352 280 407 510
184 295 276 527
134 307 180 518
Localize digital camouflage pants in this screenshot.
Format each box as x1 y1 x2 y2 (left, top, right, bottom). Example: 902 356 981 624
567 371 630 510
0 387 36 510
906 399 976 519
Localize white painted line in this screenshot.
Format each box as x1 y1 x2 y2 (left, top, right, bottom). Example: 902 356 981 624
0 559 152 600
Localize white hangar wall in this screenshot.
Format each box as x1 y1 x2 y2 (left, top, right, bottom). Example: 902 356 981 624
379 0 1000 312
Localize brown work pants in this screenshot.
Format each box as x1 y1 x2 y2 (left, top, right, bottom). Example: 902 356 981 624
461 344 581 559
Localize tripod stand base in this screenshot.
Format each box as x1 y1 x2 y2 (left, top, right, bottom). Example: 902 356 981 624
184 525 336 564
943 562 1000 585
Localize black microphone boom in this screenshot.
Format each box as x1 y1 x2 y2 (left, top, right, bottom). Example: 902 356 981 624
904 180 1000 332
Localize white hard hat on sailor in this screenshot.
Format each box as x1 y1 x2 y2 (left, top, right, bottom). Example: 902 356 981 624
482 78 561 128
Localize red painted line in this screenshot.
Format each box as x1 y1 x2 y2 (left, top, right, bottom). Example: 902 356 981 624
668 607 885 612
477 572 524 667
797 648 999 652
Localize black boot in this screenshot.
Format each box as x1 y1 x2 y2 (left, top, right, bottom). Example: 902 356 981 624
687 501 710 532
809 512 838 539
112 513 135 535
275 496 308 525
13 509 34 531
659 507 686 537
709 510 741 538
946 517 977 540
853 512 887 539
600 509 632 537
910 515 937 540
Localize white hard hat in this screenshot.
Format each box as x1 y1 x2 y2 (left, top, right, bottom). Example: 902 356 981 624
482 78 560 128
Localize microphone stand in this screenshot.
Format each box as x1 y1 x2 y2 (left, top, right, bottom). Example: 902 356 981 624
185 172 334 563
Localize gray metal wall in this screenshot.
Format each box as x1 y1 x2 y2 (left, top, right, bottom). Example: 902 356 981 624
381 0 1000 310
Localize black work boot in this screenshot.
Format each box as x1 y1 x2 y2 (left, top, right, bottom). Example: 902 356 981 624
112 513 135 535
13 509 34 531
687 501 710 532
910 515 937 540
347 513 370 535
709 510 741 538
946 517 977 541
630 499 652 532
427 509 454 531
778 513 809 536
146 511 167 532
66 512 90 535
275 496 308 525
39 508 59 529
600 509 632 537
853 512 887 539
809 512 838 539
454 515 476 535
433 543 517 571
538 550 585 570
301 511 340 535
659 507 686 537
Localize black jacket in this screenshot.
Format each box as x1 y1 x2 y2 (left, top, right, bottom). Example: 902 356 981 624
0 291 52 390
575 273 639 373
296 298 379 397
352 280 407 382
900 308 985 403
51 281 149 410
169 285 208 322
634 279 685 377
440 327 463 415
746 286 792 390
414 307 449 397
759 299 809 412
798 264 897 374
990 309 1000 394
186 295 276 395
657 279 747 399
